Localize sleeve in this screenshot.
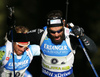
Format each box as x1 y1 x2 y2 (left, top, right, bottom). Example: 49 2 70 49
80 34 98 52
27 28 44 45
24 70 32 77
30 45 40 56
0 46 6 66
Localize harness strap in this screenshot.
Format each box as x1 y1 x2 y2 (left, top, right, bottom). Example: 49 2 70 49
26 47 33 63
64 27 75 54
2 41 12 67
40 28 48 46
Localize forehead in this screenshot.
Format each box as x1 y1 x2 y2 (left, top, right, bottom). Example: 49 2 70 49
48 26 63 31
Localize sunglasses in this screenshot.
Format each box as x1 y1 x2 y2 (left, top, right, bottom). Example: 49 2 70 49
49 28 63 34
16 42 30 49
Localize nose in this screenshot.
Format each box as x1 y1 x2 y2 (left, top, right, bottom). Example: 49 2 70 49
55 32 59 37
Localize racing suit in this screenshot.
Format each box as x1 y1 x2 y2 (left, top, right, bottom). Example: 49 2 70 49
0 40 40 77
28 27 97 77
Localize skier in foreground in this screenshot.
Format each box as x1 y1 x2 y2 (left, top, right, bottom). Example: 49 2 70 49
28 10 98 77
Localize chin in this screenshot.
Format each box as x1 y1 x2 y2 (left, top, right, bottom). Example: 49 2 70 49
52 39 63 45
17 54 22 56
17 53 23 56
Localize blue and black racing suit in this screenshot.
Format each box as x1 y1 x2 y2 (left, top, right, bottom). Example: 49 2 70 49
0 40 40 77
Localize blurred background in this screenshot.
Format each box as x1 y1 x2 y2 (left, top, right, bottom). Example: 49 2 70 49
0 0 100 77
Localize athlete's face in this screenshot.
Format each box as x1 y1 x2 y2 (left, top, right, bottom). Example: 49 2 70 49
48 26 64 44
13 42 29 56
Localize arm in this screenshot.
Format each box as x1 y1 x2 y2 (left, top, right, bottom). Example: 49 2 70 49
71 26 98 52
30 44 40 56
27 28 44 45
80 34 98 52
0 46 6 67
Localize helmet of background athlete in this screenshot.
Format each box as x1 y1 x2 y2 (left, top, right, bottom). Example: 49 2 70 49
47 10 64 27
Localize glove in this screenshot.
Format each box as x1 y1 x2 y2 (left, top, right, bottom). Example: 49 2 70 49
72 26 84 37
7 6 16 27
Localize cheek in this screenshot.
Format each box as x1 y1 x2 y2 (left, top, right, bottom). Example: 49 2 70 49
50 33 55 36
60 32 63 35
14 45 19 51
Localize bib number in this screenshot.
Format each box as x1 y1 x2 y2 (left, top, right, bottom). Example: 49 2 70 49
51 58 58 64
9 72 23 77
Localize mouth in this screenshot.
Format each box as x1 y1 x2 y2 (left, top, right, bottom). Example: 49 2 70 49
18 51 23 54
54 37 61 41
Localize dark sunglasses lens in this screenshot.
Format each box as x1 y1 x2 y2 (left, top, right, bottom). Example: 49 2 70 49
57 29 63 33
50 30 56 34
49 28 63 34
18 45 23 48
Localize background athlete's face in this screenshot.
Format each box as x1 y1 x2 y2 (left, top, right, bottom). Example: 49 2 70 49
13 42 29 55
